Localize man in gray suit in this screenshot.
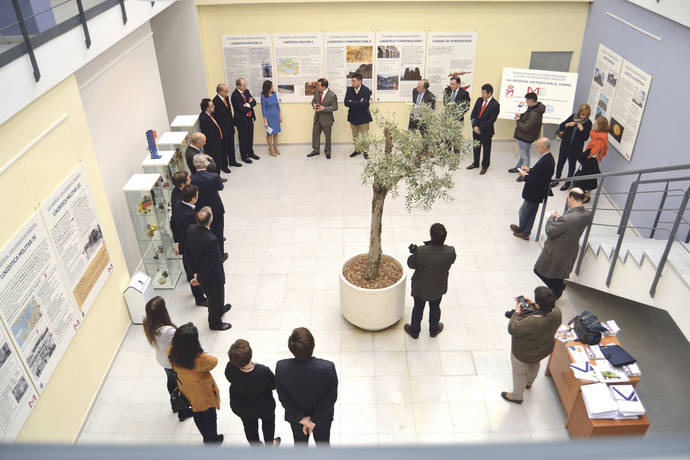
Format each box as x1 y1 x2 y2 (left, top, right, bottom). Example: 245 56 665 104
533 187 593 299
404 223 456 339
307 78 338 159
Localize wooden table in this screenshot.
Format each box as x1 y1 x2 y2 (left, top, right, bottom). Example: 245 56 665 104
545 336 648 438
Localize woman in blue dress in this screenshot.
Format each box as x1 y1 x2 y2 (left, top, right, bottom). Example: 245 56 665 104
261 80 282 156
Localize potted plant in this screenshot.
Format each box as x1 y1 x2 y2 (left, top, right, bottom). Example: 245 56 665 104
340 102 472 330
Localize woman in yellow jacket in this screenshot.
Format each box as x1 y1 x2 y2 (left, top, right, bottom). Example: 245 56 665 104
169 323 222 444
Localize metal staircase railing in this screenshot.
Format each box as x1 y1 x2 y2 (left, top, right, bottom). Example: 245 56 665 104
535 163 690 297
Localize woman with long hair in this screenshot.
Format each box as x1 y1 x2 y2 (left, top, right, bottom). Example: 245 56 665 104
261 80 282 156
168 323 223 444
552 104 592 191
142 296 192 421
574 116 610 203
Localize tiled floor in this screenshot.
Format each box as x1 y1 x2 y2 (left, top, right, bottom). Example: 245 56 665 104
79 140 690 446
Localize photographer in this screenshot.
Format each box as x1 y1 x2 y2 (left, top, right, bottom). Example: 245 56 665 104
403 223 456 339
501 286 561 404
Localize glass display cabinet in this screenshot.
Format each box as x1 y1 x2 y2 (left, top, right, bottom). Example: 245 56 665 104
141 149 182 216
155 131 189 174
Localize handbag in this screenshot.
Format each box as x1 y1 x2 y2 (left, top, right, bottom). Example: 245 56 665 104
170 378 191 413
569 311 608 345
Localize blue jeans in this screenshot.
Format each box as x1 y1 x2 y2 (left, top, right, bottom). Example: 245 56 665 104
410 296 442 335
517 200 540 237
516 139 532 168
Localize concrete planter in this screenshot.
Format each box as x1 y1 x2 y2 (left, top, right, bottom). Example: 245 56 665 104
339 253 407 331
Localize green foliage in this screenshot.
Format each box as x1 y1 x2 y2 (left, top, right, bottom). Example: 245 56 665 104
354 101 473 212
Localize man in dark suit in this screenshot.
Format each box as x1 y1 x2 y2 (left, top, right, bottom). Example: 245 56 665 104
344 73 372 159
404 223 457 339
170 170 189 209
511 138 555 241
231 78 260 164
198 98 228 178
190 154 227 258
171 184 207 307
443 76 470 122
468 83 500 175
212 83 241 171
185 132 222 179
408 79 435 132
307 78 338 159
183 207 231 331
275 328 338 445
533 188 593 298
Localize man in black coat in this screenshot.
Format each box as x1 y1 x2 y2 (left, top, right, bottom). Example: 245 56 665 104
404 223 457 339
468 83 500 174
275 327 337 445
344 73 373 159
231 78 260 164
190 154 227 258
408 80 435 132
511 137 555 240
212 83 241 171
171 184 207 306
183 207 231 331
185 132 222 178
443 76 470 122
198 98 227 178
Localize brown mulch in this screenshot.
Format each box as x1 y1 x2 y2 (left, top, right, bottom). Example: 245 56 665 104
343 255 403 289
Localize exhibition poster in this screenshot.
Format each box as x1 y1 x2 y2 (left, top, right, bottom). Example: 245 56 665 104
324 33 374 100
498 68 578 124
587 44 623 125
40 165 113 316
0 213 81 393
375 32 426 102
425 32 478 102
0 325 39 441
221 34 273 99
272 33 324 102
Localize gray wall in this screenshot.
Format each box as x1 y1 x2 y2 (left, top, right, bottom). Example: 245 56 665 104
574 0 690 239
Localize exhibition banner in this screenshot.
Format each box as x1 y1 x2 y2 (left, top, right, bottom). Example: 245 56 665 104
40 165 113 316
498 68 578 124
324 33 374 100
0 325 39 441
375 32 426 102
587 44 623 124
425 32 478 102
0 214 81 393
272 33 324 102
221 34 273 99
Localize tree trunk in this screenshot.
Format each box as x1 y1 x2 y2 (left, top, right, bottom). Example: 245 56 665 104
363 127 393 281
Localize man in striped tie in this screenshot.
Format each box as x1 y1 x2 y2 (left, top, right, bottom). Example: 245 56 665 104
468 84 500 175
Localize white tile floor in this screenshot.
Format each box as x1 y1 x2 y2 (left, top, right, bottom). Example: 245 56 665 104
79 140 609 446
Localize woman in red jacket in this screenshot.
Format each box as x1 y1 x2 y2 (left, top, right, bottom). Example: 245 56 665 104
574 116 609 203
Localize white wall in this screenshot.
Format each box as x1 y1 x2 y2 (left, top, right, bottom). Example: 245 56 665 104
76 21 170 274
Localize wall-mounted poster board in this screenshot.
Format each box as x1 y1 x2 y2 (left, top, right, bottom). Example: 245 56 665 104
375 32 426 102
221 33 273 99
324 32 374 100
272 33 324 102
425 32 478 101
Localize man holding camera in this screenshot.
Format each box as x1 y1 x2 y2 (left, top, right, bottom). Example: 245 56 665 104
501 286 561 404
403 223 456 339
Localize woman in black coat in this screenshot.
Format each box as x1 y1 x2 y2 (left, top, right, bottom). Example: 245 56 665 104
225 339 280 447
552 104 592 191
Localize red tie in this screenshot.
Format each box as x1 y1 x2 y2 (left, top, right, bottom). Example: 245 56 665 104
209 114 222 140
479 100 488 118
320 91 324 104
241 92 252 117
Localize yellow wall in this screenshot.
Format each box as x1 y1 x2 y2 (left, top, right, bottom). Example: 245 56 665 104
197 1 590 144
0 75 131 442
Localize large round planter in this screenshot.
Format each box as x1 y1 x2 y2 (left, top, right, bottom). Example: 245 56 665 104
339 253 407 331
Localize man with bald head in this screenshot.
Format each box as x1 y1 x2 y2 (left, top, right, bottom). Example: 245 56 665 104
185 132 225 181
533 187 593 299
213 83 241 170
408 79 435 132
511 137 554 241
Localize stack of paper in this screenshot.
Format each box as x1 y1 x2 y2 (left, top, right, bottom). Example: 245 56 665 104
622 363 642 377
555 325 577 343
585 344 606 360
567 345 590 362
610 385 645 417
601 320 621 336
581 383 619 419
594 360 630 383
569 361 598 382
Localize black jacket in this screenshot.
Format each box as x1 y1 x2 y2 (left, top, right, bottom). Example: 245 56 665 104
411 89 436 110
470 97 500 139
231 88 257 123
182 224 224 286
407 244 457 301
558 114 592 160
522 152 555 203
514 102 545 143
225 362 276 419
199 112 223 158
171 200 196 254
191 170 224 215
275 357 338 425
212 94 234 138
185 145 216 175
443 87 470 120
344 85 373 125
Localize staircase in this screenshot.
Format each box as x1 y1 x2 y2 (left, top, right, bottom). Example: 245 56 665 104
535 163 690 341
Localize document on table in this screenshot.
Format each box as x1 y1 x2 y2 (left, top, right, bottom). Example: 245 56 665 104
594 360 630 383
585 344 606 360
581 383 619 419
610 385 645 417
567 345 590 362
569 361 599 382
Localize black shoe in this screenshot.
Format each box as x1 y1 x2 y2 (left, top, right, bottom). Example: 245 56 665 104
526 384 532 390
223 253 228 262
325 152 331 159
242 157 253 164
216 434 224 444
350 151 360 157
508 167 519 173
403 324 419 339
196 299 208 307
510 224 519 233
430 323 444 337
229 162 242 167
249 153 260 160
307 151 320 157
550 180 558 188
560 183 570 191
210 322 232 331
223 304 232 314
221 167 231 173
501 391 523 404
363 153 369 160
516 176 524 182
272 437 281 447
223 237 226 241
178 410 193 422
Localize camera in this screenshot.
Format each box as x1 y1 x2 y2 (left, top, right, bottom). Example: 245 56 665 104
408 243 418 254
504 295 537 319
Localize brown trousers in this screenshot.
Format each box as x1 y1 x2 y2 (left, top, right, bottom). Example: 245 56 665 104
312 119 333 155
350 122 369 153
511 353 540 400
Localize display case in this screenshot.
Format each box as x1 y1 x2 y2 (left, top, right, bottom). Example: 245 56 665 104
122 173 182 289
142 150 181 215
170 114 199 134
156 131 189 173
